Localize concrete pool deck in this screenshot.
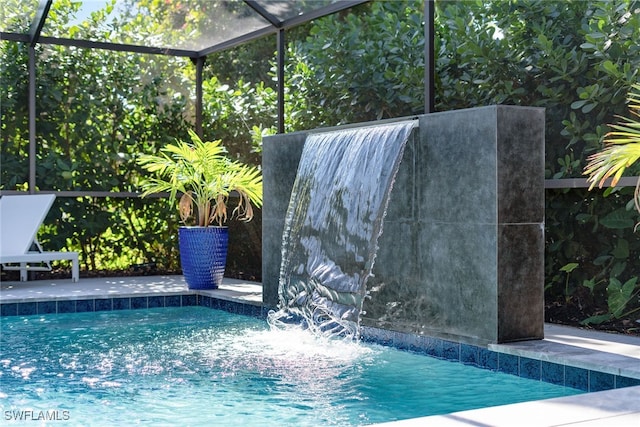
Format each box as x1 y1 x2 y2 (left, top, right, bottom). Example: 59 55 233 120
1 275 639 426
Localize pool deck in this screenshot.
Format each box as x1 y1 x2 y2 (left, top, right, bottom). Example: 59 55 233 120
1 275 639 426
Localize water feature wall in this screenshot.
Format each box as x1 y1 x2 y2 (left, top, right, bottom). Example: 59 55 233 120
263 106 545 345
268 123 415 338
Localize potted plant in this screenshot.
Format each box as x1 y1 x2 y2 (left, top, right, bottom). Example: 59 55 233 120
137 129 263 289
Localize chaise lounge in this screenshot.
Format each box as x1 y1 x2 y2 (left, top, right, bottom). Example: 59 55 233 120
0 194 79 282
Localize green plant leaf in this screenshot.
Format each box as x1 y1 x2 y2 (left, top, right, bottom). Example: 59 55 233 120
593 255 612 266
607 277 638 318
599 209 636 229
581 313 612 325
602 60 619 75
610 261 627 278
612 239 629 259
571 100 587 109
582 278 597 292
582 102 597 113
560 262 579 273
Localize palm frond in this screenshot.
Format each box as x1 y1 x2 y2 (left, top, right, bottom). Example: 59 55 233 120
584 83 640 218
584 85 640 189
137 130 263 227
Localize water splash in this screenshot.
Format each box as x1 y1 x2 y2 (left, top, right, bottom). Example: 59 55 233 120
268 121 416 339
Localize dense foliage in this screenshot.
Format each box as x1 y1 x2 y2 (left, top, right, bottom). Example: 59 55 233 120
1 0 639 329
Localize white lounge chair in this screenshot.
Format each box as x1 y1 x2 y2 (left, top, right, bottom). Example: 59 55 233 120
0 194 79 282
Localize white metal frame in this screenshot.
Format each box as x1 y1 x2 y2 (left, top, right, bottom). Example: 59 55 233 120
0 194 79 282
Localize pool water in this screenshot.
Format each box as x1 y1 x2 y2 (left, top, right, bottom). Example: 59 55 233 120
0 307 582 426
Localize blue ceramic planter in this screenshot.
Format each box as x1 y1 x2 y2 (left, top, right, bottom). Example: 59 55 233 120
178 226 228 290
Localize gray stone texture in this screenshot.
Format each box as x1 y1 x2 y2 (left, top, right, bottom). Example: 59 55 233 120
261 130 309 307
262 106 545 344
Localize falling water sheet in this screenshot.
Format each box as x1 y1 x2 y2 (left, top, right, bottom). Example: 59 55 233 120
269 121 416 338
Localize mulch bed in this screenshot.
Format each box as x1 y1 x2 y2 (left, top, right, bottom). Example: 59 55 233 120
545 299 640 336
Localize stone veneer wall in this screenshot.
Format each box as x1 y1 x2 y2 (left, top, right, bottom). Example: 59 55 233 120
262 106 545 345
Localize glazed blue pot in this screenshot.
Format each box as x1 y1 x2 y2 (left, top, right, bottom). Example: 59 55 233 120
178 226 228 290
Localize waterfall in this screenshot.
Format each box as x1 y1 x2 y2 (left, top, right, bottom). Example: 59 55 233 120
268 121 416 339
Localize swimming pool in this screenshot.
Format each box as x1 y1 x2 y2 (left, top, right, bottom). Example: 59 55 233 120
1 307 582 426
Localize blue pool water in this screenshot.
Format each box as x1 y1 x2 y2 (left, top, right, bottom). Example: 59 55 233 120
1 307 582 426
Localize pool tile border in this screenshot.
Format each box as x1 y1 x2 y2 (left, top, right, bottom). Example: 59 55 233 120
0 293 270 319
2 295 638 394
360 325 640 393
